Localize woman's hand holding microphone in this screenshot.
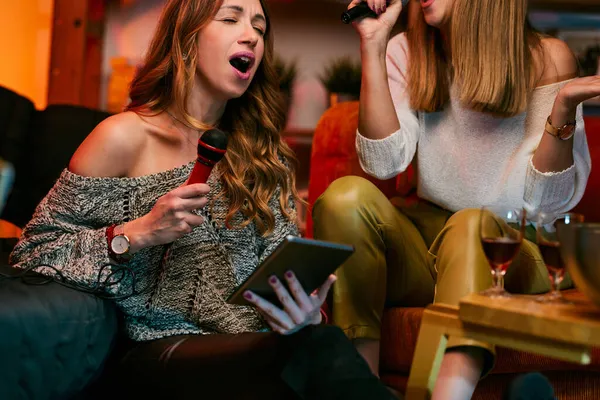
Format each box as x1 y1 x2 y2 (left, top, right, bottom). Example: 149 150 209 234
123 183 210 254
347 0 405 44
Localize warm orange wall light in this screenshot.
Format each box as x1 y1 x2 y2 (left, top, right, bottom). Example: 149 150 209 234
0 0 54 109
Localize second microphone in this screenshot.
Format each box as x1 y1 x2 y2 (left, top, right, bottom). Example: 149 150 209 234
341 0 409 25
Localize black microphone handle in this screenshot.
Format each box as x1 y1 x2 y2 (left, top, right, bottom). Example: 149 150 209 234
341 2 376 24
341 0 409 25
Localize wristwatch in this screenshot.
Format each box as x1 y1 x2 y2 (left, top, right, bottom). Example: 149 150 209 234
544 115 576 141
106 223 132 263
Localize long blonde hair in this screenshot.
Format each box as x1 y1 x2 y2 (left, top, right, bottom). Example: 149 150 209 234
126 0 300 235
406 0 542 117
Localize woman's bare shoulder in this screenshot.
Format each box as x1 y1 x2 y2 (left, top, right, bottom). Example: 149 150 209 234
534 37 579 88
68 111 148 178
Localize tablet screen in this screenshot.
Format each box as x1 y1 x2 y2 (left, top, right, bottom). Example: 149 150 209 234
227 235 354 306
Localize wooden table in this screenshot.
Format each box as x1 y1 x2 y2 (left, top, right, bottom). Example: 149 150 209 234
405 291 600 400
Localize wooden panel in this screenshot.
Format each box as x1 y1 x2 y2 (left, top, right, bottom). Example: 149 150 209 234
110 0 600 12
81 0 106 109
47 0 106 108
47 0 89 105
530 0 600 12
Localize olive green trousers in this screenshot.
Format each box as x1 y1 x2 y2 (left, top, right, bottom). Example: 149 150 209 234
313 176 571 372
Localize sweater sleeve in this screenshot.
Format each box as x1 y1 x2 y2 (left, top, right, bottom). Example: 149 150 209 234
524 101 591 216
9 172 132 295
356 33 421 180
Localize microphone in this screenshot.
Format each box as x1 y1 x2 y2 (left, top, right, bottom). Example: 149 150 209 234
157 129 228 272
187 129 228 185
341 0 409 24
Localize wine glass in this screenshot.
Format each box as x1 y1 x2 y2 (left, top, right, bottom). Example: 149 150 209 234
557 222 600 309
536 212 584 304
479 206 527 298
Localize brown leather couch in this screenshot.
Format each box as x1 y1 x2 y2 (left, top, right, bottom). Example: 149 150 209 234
305 101 600 399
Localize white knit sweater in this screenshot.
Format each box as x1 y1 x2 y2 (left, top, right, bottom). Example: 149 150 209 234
356 33 591 217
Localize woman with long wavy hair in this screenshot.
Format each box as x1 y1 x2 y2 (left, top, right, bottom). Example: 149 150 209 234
10 0 335 348
314 0 598 398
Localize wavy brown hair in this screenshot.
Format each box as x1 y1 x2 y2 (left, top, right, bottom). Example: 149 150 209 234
405 0 542 117
126 0 300 236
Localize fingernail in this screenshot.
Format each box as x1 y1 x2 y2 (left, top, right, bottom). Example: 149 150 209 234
269 276 277 284
285 271 293 279
243 291 252 300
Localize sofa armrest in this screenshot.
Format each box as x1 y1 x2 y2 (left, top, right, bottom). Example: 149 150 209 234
0 219 21 238
0 246 120 399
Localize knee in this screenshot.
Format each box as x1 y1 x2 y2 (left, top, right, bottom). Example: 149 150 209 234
313 176 383 219
444 208 482 238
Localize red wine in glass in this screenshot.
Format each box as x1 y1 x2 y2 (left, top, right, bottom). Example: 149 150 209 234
536 212 584 304
479 206 526 297
481 237 521 272
538 241 564 276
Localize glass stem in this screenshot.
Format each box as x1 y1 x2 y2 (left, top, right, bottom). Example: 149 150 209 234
552 272 562 296
494 268 504 290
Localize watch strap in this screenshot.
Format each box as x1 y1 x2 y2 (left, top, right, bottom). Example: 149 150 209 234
545 115 576 140
106 224 132 263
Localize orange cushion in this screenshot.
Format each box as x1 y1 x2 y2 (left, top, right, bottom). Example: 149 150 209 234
305 102 412 237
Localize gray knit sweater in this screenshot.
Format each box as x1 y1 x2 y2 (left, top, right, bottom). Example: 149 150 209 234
9 161 298 341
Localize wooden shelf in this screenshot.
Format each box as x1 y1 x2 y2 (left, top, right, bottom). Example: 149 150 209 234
530 0 600 12
283 129 314 137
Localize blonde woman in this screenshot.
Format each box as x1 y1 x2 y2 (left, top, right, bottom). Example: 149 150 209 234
313 0 598 398
11 0 335 344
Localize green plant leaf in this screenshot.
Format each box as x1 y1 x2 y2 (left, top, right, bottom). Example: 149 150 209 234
319 56 361 96
274 55 298 95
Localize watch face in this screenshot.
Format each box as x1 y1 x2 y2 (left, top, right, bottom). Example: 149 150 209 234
111 235 130 255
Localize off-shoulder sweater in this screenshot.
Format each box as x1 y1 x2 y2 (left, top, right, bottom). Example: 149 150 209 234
10 162 298 341
356 33 591 216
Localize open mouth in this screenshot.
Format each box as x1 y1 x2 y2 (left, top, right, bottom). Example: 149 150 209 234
229 53 255 74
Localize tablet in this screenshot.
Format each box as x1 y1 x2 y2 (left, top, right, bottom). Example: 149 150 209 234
227 235 354 306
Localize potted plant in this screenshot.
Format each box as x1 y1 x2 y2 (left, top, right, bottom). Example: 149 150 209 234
579 44 600 77
320 56 362 107
274 55 297 123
